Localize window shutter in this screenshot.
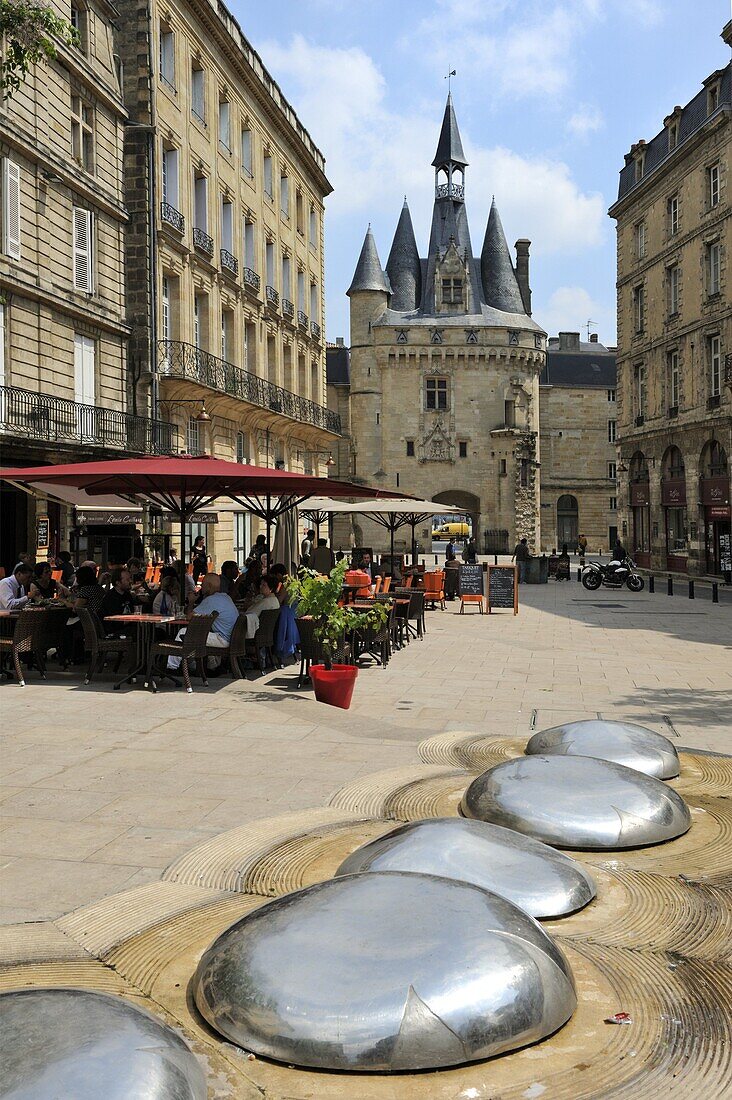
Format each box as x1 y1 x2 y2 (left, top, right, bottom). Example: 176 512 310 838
2 158 21 260
73 207 93 291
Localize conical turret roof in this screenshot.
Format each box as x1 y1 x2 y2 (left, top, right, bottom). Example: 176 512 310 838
386 199 422 312
432 92 468 168
347 227 390 296
480 200 526 314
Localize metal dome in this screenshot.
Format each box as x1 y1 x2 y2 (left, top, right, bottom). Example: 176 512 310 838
526 720 680 779
334 817 596 918
462 755 691 849
193 871 577 1072
0 988 206 1099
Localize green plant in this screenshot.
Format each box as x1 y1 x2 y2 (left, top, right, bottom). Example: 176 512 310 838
0 0 77 99
287 559 390 670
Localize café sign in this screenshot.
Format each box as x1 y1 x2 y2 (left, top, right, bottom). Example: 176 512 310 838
76 509 218 525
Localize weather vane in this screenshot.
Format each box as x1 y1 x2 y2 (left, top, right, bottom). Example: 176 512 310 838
445 69 456 92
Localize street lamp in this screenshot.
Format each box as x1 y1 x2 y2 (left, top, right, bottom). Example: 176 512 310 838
297 449 335 468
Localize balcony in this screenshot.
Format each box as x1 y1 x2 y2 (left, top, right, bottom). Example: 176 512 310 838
160 202 184 233
193 227 213 255
310 320 321 341
242 267 260 293
282 298 294 320
0 385 177 453
708 393 721 410
297 310 308 330
158 340 341 435
220 248 238 276
265 285 280 309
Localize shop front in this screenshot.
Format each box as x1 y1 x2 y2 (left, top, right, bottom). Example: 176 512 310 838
73 508 218 570
661 477 687 573
700 478 731 579
629 481 651 568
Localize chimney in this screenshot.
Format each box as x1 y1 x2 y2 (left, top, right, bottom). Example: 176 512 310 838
558 332 580 351
514 239 532 315
589 333 599 343
335 336 345 347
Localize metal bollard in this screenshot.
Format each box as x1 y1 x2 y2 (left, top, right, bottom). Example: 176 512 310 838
688 580 694 600
494 554 498 565
577 568 582 582
434 555 438 565
667 576 673 596
713 582 719 604
649 574 655 593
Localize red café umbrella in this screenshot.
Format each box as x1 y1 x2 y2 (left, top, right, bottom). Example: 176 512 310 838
0 454 405 572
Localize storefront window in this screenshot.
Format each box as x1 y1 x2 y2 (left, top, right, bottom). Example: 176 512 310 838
665 507 687 552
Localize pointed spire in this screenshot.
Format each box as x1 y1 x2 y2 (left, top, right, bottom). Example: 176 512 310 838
480 199 526 313
432 92 468 168
347 226 390 296
386 198 422 312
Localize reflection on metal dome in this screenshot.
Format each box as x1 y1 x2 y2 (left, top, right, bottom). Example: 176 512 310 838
0 988 207 1099
461 755 691 849
193 871 577 1072
526 719 680 779
334 818 596 918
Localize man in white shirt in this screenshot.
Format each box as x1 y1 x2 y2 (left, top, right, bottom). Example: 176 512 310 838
0 565 32 610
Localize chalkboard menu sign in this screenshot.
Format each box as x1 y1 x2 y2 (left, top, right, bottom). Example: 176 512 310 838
36 514 50 551
458 564 484 596
487 565 518 614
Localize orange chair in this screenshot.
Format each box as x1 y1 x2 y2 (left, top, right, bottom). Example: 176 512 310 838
382 576 392 594
144 564 154 581
373 576 383 595
151 565 162 585
423 570 445 610
51 569 63 583
404 574 413 589
459 594 484 614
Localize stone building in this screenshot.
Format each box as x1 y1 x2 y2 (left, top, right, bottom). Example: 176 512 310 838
608 22 731 577
116 0 339 562
342 94 545 556
539 333 618 554
0 0 164 571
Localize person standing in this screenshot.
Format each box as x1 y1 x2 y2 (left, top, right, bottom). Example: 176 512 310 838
512 538 531 584
301 529 315 566
464 536 478 564
191 535 208 583
310 538 335 574
578 534 588 558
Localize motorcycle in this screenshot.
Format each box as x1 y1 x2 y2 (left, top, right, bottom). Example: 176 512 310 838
582 556 645 592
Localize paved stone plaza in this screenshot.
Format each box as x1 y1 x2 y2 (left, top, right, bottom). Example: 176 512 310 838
1 578 729 925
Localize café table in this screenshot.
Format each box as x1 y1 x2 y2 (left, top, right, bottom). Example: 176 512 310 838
342 583 370 605
104 613 182 691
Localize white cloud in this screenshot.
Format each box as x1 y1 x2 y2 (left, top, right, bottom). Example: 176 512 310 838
537 285 616 342
566 105 604 138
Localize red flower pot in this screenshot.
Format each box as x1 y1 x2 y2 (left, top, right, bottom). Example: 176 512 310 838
309 663 358 710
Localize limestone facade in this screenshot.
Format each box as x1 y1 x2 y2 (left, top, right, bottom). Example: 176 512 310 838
608 25 731 577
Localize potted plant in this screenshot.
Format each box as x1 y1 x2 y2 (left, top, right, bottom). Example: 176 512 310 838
287 559 389 709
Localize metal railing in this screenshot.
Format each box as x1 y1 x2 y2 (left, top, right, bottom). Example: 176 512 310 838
193 227 213 254
220 248 238 276
158 340 341 434
265 285 280 308
436 183 464 200
310 320 321 340
282 298 294 319
0 385 177 453
297 310 308 329
242 267 260 292
160 202 184 233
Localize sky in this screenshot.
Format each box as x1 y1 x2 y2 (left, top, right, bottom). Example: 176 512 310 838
231 0 731 345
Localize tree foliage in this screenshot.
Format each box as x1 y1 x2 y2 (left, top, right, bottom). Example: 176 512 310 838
0 0 77 99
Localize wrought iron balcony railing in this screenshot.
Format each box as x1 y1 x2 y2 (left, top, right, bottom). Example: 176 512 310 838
0 385 177 454
282 298 294 319
436 183 464 200
297 310 308 329
242 267 260 293
193 227 214 255
310 320 321 340
160 202 184 233
158 340 341 435
265 285 280 308
220 248 238 276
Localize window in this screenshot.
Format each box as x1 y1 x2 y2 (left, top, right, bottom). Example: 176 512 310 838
235 433 248 466
243 218 255 269
193 294 207 351
707 242 721 296
241 128 252 176
0 299 5 386
193 174 207 232
263 153 273 197
635 220 646 259
159 24 175 88
499 458 507 476
668 121 678 151
72 207 93 291
519 459 529 488
634 363 646 418
71 95 93 171
280 173 289 217
1 157 21 259
74 333 95 409
708 163 720 208
281 254 291 300
635 153 645 182
162 147 179 208
161 276 171 342
309 282 317 322
265 241 275 288
608 461 617 480
425 377 448 410
504 399 515 428
218 97 230 150
191 65 205 122
633 285 644 333
708 82 720 114
442 278 462 305
297 269 305 312
186 417 201 455
70 3 87 52
295 191 304 235
406 440 415 457
221 198 233 253
233 512 249 560
710 335 721 396
244 320 256 372
221 309 231 360
309 206 317 247
459 441 468 458
610 496 617 511
608 419 617 443
607 388 616 402
668 263 679 315
668 194 679 236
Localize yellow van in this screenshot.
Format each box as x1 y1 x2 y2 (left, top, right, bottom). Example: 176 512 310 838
432 522 470 540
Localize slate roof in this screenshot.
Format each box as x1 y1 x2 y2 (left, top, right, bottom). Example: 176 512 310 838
481 200 526 313
326 345 350 385
347 227 390 295
386 199 422 312
540 344 617 388
432 92 468 167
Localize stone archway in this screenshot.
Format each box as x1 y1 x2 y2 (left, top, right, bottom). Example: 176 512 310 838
432 489 481 548
556 494 579 551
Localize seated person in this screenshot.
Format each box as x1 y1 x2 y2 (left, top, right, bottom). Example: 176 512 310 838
355 550 377 581
243 574 281 638
29 561 71 601
270 563 290 605
0 563 32 610
71 565 104 615
233 559 262 603
219 560 240 596
56 551 76 586
152 567 181 615
310 538 335 575
100 567 141 628
167 574 238 669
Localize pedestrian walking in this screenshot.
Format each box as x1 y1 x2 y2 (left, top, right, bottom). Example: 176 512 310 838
512 538 531 584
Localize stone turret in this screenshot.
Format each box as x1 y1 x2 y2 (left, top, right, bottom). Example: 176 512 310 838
481 199 526 314
386 199 422 312
347 226 390 296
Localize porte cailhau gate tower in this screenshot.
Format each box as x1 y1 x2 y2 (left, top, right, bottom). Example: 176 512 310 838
346 95 545 551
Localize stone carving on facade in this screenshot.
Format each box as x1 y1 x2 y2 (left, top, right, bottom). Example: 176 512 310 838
419 418 454 463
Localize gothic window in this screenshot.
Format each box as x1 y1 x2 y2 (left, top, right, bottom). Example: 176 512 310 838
430 330 443 344
441 277 462 304
425 377 448 410
406 440 415 456
508 331 519 346
465 329 478 344
534 334 542 349
396 329 408 344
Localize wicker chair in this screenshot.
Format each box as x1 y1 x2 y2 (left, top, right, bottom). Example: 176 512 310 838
0 608 49 687
354 602 395 667
393 588 424 643
245 607 281 675
227 613 249 679
78 607 132 685
146 612 218 694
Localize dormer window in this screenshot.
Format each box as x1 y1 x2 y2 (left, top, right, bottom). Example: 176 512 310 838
634 153 645 182
441 277 462 305
668 121 678 151
708 82 720 115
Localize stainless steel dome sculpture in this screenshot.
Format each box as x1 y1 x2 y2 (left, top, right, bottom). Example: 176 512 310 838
193 871 577 1072
0 988 207 1099
461 756 691 849
526 719 680 779
334 817 596 918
